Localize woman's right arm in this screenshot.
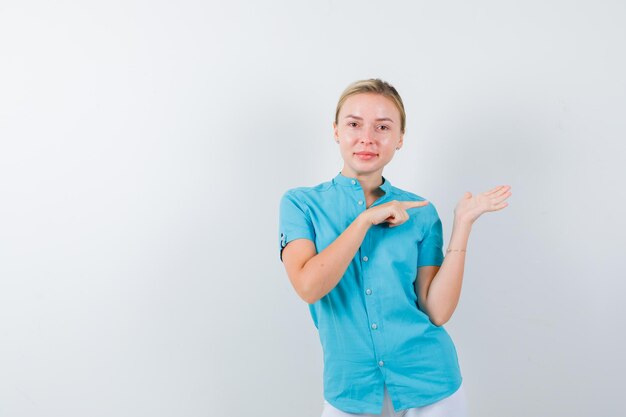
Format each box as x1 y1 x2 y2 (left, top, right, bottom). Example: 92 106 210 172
281 200 429 304
282 214 371 304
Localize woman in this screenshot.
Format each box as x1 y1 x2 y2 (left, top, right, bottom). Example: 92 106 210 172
278 79 511 417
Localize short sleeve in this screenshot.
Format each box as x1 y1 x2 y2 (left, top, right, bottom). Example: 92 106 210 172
416 203 445 267
278 190 316 261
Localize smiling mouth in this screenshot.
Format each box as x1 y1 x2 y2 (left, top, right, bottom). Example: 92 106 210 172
354 152 378 160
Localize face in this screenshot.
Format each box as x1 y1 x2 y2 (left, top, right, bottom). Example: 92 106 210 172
333 93 404 179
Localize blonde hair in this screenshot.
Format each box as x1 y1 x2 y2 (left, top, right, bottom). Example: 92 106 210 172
335 79 406 133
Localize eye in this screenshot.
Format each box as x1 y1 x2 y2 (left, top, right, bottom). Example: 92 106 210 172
378 125 390 131
348 122 358 128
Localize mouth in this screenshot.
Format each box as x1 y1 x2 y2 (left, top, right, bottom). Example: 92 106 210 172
354 151 378 160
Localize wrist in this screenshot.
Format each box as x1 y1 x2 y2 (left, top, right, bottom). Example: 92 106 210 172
356 212 374 229
452 219 473 234
453 214 474 229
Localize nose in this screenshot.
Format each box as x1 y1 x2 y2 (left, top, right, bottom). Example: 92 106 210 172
360 127 375 144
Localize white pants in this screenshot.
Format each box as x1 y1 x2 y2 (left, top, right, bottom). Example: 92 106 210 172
321 382 467 417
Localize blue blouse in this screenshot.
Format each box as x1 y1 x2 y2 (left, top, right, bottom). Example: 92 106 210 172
278 172 462 414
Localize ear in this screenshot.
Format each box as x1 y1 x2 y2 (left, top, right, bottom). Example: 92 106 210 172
396 132 404 150
333 121 339 141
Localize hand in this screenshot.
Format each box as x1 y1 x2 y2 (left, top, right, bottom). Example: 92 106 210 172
361 200 430 228
454 185 512 225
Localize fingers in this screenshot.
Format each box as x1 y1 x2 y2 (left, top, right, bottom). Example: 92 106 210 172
488 185 512 205
491 190 512 205
485 185 510 196
388 217 401 227
485 185 504 195
484 185 512 211
387 209 409 227
400 200 429 209
384 200 427 227
482 186 511 213
491 201 509 211
482 187 499 197
388 216 409 227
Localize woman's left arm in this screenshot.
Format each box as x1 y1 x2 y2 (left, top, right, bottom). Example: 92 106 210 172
415 185 512 326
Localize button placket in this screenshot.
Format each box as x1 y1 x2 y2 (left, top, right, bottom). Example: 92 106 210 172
361 235 382 342
351 180 366 213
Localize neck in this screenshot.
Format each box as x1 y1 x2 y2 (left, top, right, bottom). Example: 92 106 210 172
341 168 384 196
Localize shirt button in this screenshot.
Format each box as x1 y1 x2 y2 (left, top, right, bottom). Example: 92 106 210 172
362 256 368 262
365 288 372 295
358 200 363 205
371 323 378 330
351 180 356 185
378 360 385 367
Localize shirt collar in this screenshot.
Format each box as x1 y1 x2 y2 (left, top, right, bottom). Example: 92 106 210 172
332 172 392 194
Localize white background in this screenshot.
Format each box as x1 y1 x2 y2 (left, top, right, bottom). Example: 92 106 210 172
1 1 625 416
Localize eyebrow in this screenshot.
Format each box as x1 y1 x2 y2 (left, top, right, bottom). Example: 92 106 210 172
344 115 395 123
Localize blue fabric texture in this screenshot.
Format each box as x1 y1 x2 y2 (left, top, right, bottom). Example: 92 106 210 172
278 172 462 414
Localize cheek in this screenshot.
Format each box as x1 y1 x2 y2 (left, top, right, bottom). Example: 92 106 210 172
377 136 396 148
386 133 403 145
340 142 355 154
339 133 359 146
339 128 357 139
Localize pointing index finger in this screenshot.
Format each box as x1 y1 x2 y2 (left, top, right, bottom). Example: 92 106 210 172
401 200 430 210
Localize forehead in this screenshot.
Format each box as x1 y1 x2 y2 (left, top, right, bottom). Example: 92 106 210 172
339 93 400 120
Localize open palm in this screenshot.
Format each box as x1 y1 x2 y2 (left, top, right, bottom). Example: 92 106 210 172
454 185 512 224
